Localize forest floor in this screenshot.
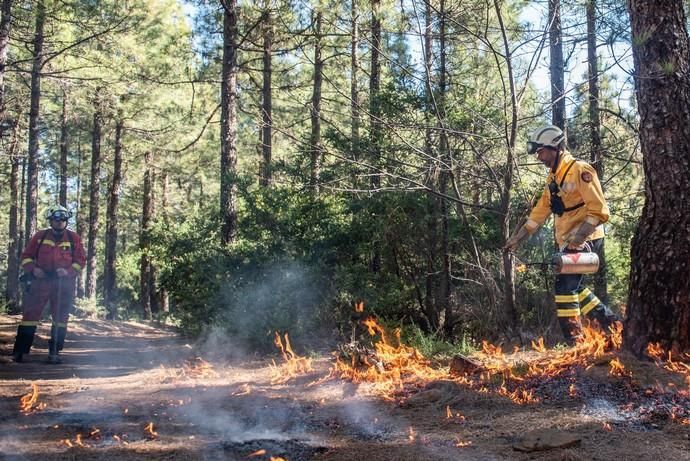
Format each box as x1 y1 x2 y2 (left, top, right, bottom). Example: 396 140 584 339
0 313 689 461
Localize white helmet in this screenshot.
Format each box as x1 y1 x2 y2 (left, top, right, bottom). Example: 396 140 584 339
527 125 565 155
44 205 72 221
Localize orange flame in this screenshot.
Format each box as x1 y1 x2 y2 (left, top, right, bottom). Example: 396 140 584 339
644 342 690 387
609 358 629 377
445 405 466 422
183 357 219 379
531 337 546 353
355 302 364 312
646 342 664 362
334 317 446 397
249 449 267 457
407 426 416 442
455 439 473 447
270 332 313 384
569 383 577 397
20 383 45 413
113 434 129 445
144 422 158 438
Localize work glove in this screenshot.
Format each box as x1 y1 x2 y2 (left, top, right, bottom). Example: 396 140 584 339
33 267 45 279
566 221 597 249
504 225 530 252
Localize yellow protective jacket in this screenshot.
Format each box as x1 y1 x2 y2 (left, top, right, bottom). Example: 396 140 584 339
525 152 609 247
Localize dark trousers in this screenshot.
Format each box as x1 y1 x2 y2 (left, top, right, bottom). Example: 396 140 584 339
554 238 619 342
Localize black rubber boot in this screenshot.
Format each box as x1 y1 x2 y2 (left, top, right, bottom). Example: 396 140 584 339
587 305 620 333
558 317 582 346
47 325 64 364
12 325 37 362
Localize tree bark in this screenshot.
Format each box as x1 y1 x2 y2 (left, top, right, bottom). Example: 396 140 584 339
438 0 453 338
548 0 565 128
260 7 272 187
5 117 20 313
369 0 382 273
140 150 154 321
350 0 360 186
220 0 238 245
25 0 46 243
0 0 13 134
586 0 608 306
625 0 690 355
86 100 102 299
369 0 381 190
59 90 69 206
104 118 123 319
495 0 520 336
309 10 323 193
76 141 87 298
423 0 439 331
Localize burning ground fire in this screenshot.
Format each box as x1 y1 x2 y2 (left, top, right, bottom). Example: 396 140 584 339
22 304 686 459
20 383 46 413
320 310 679 414
326 312 628 404
270 331 313 384
160 356 220 383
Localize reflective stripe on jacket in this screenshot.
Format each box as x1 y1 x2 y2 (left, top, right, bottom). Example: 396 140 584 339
20 229 86 277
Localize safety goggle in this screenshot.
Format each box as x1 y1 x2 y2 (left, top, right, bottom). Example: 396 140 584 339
527 141 545 155
49 211 72 221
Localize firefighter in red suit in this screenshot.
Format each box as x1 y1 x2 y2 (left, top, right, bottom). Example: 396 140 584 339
12 205 86 364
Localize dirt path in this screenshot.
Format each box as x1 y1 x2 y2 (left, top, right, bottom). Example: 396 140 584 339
1 315 688 461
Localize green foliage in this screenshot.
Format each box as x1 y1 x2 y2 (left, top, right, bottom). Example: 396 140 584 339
74 296 107 319
402 323 475 358
150 188 348 349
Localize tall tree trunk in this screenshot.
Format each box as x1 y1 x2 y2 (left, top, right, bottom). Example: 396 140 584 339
76 141 87 298
369 0 382 273
310 10 323 193
350 0 360 186
0 0 13 134
86 102 102 299
19 156 25 250
437 0 453 338
25 0 46 243
422 0 438 332
369 0 381 190
161 171 169 223
140 150 154 320
220 0 238 245
625 0 690 355
548 0 565 128
5 117 20 313
260 8 272 187
103 118 123 320
157 172 168 314
586 0 608 306
59 90 68 206
495 0 520 336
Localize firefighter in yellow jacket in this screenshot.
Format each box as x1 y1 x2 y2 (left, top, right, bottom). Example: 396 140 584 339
504 125 618 344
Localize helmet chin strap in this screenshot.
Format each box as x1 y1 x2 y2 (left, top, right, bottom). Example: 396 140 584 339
551 150 561 174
